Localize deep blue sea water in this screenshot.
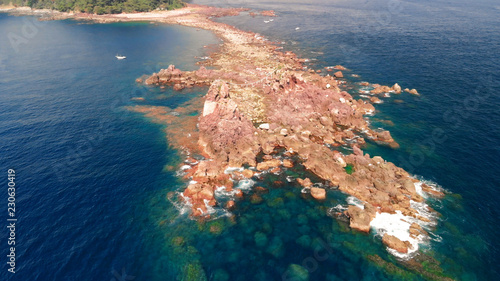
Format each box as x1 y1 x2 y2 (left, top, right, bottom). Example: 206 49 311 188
1 0 500 280
0 15 219 280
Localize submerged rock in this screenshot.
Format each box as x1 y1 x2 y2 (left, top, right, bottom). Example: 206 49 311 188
181 262 208 281
283 264 309 281
213 269 230 281
266 236 285 258
254 231 268 248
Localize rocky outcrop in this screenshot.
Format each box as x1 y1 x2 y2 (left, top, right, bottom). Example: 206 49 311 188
391 83 402 94
257 159 282 171
143 65 217 90
130 5 439 261
404 88 420 96
198 81 259 167
382 234 413 254
310 187 326 200
346 205 373 233
334 71 344 78
297 178 313 188
371 85 392 94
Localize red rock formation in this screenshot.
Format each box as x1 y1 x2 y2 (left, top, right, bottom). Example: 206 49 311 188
198 81 259 167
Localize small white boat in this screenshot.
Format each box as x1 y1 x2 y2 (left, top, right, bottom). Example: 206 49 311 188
264 20 270 23
115 55 126 60
295 27 300 30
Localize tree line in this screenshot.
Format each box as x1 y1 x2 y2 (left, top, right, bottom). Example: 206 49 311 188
1 0 186 14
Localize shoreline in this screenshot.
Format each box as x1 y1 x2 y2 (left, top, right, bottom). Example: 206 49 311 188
2 4 451 277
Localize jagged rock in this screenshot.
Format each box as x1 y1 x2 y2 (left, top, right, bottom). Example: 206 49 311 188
409 222 427 238
334 71 344 78
382 234 413 253
391 83 402 94
346 205 372 233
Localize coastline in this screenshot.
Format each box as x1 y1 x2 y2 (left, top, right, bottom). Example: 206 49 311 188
2 4 452 279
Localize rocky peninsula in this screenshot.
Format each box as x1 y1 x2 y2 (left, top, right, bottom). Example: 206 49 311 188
2 2 446 266
126 4 443 257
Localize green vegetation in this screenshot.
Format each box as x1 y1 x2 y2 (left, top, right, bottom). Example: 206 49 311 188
344 163 355 174
1 0 185 14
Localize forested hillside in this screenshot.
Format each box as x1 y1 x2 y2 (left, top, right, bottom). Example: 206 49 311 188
0 0 185 14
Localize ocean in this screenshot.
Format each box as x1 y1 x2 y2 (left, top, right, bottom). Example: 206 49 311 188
1 0 499 280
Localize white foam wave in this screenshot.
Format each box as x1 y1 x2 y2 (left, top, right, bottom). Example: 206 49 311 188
172 192 192 215
237 179 255 191
203 199 217 215
214 185 239 199
180 165 191 171
410 200 437 227
370 211 422 259
413 177 445 198
371 195 439 260
224 167 244 174
332 204 347 212
346 196 365 209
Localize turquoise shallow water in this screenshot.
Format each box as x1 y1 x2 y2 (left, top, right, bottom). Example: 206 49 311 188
1 0 500 279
